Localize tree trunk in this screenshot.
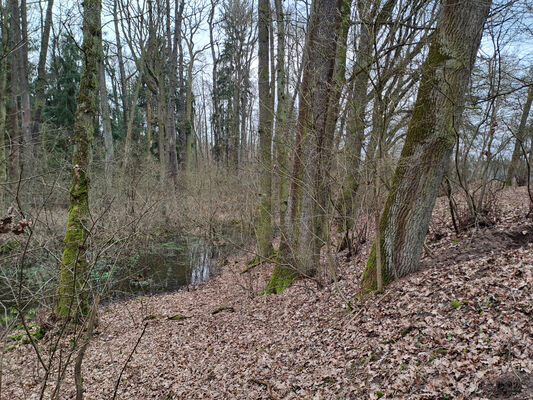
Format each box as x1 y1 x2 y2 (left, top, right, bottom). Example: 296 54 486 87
31 0 54 142
256 0 273 259
362 0 491 292
184 59 194 171
55 0 101 319
338 1 373 229
114 0 129 134
273 0 342 285
506 77 533 186
274 0 288 239
0 22 7 206
18 0 31 164
8 16 20 183
99 60 114 187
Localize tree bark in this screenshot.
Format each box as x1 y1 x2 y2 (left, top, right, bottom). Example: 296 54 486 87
31 0 54 142
506 77 533 186
113 0 129 134
18 0 31 163
55 0 101 319
99 60 114 186
0 20 7 206
362 0 491 292
287 0 342 278
256 0 273 259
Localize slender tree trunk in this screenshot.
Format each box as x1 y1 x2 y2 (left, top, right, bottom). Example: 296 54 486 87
164 0 183 189
0 23 7 206
31 0 54 142
362 0 491 292
113 0 128 134
18 0 31 164
8 17 19 182
256 0 273 259
55 0 101 319
99 60 114 186
184 59 194 171
338 1 373 228
274 0 288 239
506 78 533 186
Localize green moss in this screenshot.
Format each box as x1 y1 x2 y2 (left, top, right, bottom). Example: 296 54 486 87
8 333 25 342
376 391 385 398
211 306 234 315
0 240 20 255
450 299 461 309
360 240 394 294
263 264 298 295
168 314 187 321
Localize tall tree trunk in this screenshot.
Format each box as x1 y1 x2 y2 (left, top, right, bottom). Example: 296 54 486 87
31 0 54 142
256 0 273 259
164 0 184 189
0 18 7 206
338 1 373 229
506 78 533 186
184 59 194 171
55 0 101 319
18 0 31 164
267 0 342 293
8 14 19 183
99 60 114 186
362 0 491 292
113 0 128 134
209 0 221 162
273 0 288 241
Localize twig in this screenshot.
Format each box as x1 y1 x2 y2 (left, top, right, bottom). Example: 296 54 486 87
111 323 148 400
250 378 279 400
75 295 100 400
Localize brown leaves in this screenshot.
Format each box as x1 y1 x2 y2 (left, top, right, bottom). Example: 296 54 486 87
0 206 31 235
2 188 533 399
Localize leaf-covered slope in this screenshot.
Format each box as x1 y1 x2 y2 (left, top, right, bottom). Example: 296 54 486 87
3 188 532 399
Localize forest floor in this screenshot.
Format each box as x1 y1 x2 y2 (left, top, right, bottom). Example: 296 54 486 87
2 187 532 399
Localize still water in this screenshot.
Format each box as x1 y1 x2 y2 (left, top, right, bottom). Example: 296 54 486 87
104 236 220 299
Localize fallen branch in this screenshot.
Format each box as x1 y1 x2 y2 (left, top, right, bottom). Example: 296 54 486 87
211 306 234 315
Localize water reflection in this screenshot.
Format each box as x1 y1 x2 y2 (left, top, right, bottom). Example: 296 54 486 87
123 236 219 297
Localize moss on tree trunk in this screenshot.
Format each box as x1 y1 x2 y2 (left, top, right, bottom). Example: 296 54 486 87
54 0 101 319
361 0 491 292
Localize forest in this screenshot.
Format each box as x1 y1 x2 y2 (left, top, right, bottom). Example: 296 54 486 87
0 0 532 398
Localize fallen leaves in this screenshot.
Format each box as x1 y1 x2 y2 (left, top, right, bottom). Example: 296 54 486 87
2 187 533 399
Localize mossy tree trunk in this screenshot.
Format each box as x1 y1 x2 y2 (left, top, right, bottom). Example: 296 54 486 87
256 0 273 259
362 0 491 292
55 0 101 319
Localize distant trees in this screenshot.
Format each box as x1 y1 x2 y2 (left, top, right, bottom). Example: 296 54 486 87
0 0 531 302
